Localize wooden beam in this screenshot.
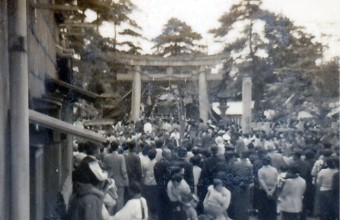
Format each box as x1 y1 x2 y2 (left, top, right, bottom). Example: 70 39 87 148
29 110 106 143
106 52 230 66
31 3 79 11
45 77 99 101
59 23 97 28
61 32 85 37
116 73 223 81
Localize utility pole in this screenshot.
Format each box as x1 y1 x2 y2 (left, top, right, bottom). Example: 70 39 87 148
0 0 10 219
8 0 30 219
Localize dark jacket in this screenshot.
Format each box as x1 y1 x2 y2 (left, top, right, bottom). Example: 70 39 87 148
124 151 142 185
74 156 101 186
67 183 104 220
154 158 172 190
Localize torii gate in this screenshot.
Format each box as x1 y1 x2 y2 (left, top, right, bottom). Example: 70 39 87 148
110 53 252 133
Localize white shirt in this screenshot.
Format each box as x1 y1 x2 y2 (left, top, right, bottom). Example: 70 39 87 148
167 180 191 202
111 197 148 220
142 158 157 186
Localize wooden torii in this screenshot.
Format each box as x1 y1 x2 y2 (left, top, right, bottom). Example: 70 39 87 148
110 52 252 132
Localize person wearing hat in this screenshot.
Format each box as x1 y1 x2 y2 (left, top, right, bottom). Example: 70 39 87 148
68 142 109 220
73 142 108 186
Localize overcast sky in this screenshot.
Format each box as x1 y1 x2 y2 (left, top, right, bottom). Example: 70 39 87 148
98 0 340 59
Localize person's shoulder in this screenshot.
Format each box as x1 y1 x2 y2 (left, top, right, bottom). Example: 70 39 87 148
298 176 306 183
318 168 327 175
103 153 115 161
222 187 231 194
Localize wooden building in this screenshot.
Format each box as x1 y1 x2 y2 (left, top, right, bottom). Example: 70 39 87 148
0 1 105 219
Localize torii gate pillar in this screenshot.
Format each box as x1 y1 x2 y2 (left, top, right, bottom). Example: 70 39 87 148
242 77 252 133
130 65 141 122
199 66 209 122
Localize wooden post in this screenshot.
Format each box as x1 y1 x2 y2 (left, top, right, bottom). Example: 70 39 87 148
8 0 30 219
198 66 209 122
130 66 142 123
242 77 252 134
0 0 9 219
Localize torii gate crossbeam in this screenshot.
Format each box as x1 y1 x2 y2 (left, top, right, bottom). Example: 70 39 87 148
109 52 251 128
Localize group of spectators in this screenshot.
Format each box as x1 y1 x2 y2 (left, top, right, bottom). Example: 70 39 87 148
67 117 339 220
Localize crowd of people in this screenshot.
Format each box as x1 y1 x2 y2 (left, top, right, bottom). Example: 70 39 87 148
68 117 339 220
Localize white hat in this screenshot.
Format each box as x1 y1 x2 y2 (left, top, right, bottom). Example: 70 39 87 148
222 133 231 141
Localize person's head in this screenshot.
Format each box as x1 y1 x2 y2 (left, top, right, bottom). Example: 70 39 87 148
155 139 164 149
333 156 339 169
148 148 157 160
84 141 100 157
110 141 119 152
288 163 300 176
162 148 172 160
262 156 272 166
213 178 224 192
129 181 142 196
127 141 135 152
192 146 201 155
77 142 86 153
267 145 275 152
171 173 183 187
190 155 201 166
293 148 303 159
201 149 211 158
304 149 315 160
142 144 151 156
325 157 336 169
322 149 333 158
333 145 340 156
215 136 224 146
177 147 187 158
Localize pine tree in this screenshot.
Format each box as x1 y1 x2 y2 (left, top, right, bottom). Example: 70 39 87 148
153 18 205 57
210 0 324 112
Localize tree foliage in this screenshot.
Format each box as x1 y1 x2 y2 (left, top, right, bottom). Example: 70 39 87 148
58 0 143 91
153 18 205 57
210 0 325 112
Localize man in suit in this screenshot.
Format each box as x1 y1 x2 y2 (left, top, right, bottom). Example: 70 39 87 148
103 141 129 212
154 148 172 220
124 141 142 186
279 163 306 220
69 141 108 220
